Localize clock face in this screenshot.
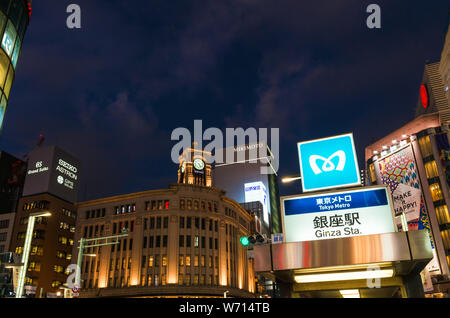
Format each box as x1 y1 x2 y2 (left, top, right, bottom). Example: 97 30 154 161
193 159 205 170
181 162 185 173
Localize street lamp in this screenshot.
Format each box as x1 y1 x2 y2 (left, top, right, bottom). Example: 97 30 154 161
16 211 52 298
281 175 301 184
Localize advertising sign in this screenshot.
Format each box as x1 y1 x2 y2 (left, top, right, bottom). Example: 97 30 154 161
23 146 81 203
297 133 361 192
244 181 269 225
373 144 430 232
281 186 396 243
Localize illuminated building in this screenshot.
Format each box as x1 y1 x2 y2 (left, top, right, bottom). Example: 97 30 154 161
213 141 281 234
9 145 80 297
73 147 255 298
0 0 31 133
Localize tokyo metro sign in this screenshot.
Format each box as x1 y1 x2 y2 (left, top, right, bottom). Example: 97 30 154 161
297 133 361 192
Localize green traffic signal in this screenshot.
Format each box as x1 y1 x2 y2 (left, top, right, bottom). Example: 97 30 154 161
240 236 250 247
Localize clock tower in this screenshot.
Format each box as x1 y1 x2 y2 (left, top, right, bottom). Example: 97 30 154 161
177 142 212 187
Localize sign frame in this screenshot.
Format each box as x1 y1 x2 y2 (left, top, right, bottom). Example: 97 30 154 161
280 184 398 243
297 132 361 193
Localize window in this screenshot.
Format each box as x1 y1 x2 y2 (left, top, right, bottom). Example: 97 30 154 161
148 256 154 267
158 200 163 210
163 235 167 248
209 237 212 249
184 275 191 286
149 236 154 248
186 255 191 266
165 200 170 210
162 255 167 267
215 238 218 250
163 217 168 229
156 236 161 248
0 232 6 242
208 256 212 268
144 218 148 230
186 235 191 248
180 217 184 228
201 236 205 249
156 217 161 229
187 200 192 210
187 217 191 229
154 255 160 267
193 275 199 285
151 201 156 210
179 235 184 247
194 201 199 210
194 236 199 248
195 217 199 229
418 136 433 157
129 239 133 250
194 255 199 266
424 161 439 179
0 219 9 229
150 217 155 229
430 183 444 202
143 237 147 248
2 21 17 57
180 200 185 210
179 255 184 266
436 205 450 225
141 256 146 268
201 218 205 230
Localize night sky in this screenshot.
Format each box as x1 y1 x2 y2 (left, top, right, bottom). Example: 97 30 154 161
0 0 449 201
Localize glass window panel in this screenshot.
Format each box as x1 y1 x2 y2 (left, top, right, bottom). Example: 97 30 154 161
0 94 6 130
2 20 16 56
16 8 26 38
424 161 439 179
418 136 433 158
429 183 444 202
435 205 450 225
8 0 23 28
0 48 8 86
0 11 6 35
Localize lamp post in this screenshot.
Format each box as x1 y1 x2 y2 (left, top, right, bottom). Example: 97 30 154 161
16 211 52 298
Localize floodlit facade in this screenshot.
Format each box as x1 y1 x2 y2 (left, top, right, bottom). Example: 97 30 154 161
74 147 255 298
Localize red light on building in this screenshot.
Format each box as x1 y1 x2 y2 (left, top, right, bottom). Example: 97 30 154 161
420 84 428 109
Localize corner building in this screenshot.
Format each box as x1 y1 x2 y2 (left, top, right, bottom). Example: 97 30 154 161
0 0 31 132
74 148 255 298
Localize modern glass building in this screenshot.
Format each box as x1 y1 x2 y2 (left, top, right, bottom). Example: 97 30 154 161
0 0 31 133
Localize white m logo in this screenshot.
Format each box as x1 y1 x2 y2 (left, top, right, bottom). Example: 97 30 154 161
309 150 346 175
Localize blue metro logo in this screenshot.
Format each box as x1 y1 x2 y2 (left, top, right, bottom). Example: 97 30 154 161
297 133 360 192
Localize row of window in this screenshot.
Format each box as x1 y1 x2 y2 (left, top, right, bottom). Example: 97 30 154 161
56 250 72 260
0 231 6 242
179 216 218 231
145 200 170 211
114 204 136 215
19 216 47 225
112 221 135 234
0 219 9 229
179 199 217 212
62 208 77 219
143 217 168 230
111 238 134 252
85 208 105 219
15 245 43 256
60 221 76 233
83 224 106 238
58 236 74 246
22 200 49 211
17 230 45 240
178 235 218 250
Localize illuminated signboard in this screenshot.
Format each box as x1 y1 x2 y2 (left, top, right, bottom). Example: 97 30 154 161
23 146 81 203
244 181 269 225
297 133 361 192
281 186 396 243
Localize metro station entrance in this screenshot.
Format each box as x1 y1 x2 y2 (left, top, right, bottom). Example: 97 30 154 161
253 230 433 298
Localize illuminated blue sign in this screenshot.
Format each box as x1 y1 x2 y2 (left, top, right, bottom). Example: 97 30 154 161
297 133 360 192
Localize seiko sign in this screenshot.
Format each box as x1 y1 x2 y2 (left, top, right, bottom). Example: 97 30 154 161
23 146 81 203
297 133 361 192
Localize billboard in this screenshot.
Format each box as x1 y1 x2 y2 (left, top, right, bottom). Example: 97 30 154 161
281 186 396 243
23 146 81 203
373 144 429 232
244 181 269 225
297 133 361 192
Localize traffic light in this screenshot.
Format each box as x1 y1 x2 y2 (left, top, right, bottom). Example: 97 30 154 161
240 234 267 247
